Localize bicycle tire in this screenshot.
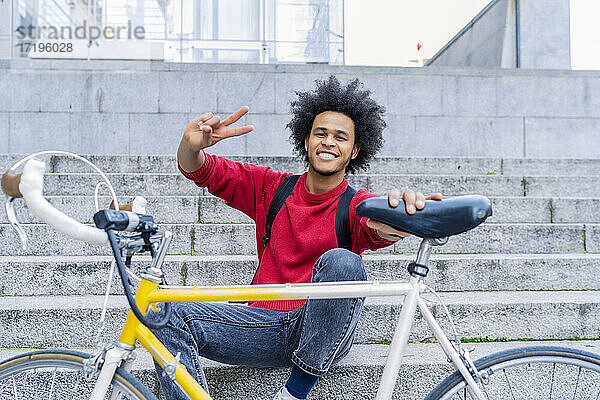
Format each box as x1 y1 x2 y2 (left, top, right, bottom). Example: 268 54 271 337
0 349 157 400
424 345 600 400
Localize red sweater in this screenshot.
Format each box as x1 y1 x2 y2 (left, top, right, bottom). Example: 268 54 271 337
179 152 394 311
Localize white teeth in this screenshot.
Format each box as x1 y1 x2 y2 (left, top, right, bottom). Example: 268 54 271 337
318 153 336 159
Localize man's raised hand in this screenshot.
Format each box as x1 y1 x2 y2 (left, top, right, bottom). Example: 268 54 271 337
184 106 254 152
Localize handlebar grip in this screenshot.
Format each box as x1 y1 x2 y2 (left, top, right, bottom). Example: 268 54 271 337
109 200 133 211
19 158 109 246
1 170 23 198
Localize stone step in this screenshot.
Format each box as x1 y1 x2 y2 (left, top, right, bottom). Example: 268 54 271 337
3 195 600 224
1 222 597 256
11 172 600 197
0 254 598 296
3 340 599 400
3 154 600 176
0 291 599 349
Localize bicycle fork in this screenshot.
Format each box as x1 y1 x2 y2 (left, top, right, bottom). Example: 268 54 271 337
87 343 135 400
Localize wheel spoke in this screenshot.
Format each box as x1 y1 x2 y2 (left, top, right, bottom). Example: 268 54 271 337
502 369 517 400
11 375 19 400
72 370 82 400
48 368 56 400
550 362 556 400
571 366 582 400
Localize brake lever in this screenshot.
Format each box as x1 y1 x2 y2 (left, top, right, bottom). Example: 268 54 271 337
5 196 27 250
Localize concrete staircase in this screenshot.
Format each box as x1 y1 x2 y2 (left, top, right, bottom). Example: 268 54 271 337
1 58 600 398
0 153 599 399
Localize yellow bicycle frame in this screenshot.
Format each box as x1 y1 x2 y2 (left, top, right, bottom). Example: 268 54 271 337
113 275 416 400
117 279 211 400
116 278 334 400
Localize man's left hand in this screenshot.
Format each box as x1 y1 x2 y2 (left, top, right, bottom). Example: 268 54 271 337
366 189 443 241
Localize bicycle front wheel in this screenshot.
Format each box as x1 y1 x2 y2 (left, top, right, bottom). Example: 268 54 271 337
425 345 600 400
0 349 157 400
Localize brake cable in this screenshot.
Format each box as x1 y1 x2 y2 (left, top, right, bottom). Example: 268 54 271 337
106 230 171 330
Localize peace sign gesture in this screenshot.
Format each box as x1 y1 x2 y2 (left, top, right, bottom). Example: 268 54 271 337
183 106 255 152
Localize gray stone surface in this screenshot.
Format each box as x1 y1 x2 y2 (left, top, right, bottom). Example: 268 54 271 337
524 176 600 197
1 291 599 348
518 0 572 69
217 72 276 114
496 76 587 118
245 114 294 156
0 254 598 296
0 256 183 296
1 63 600 157
394 223 584 254
387 75 443 116
39 173 200 196
128 113 190 155
274 72 329 114
43 154 179 173
422 253 600 291
192 223 586 256
380 116 416 156
0 113 7 153
69 113 130 154
552 199 600 223
39 72 94 112
92 72 159 113
427 0 506 68
585 76 600 116
524 118 600 158
442 76 496 116
586 224 600 253
336 72 389 111
486 197 550 223
428 0 571 70
412 117 523 157
9 112 70 153
502 158 600 176
158 71 218 113
360 290 600 343
192 224 258 256
0 195 199 224
0 223 192 256
199 196 251 224
0 71 41 112
362 174 524 196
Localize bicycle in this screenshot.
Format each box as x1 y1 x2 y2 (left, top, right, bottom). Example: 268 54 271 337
1 151 600 400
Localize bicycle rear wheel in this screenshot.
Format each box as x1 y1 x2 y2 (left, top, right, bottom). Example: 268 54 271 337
425 346 600 400
0 349 157 400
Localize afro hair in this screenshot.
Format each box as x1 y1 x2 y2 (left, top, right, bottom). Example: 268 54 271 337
287 75 386 174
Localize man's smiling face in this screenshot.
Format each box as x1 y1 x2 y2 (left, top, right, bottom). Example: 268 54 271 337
305 111 359 177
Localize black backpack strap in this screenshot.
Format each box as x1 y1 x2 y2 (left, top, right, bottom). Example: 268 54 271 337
336 184 357 251
262 174 301 247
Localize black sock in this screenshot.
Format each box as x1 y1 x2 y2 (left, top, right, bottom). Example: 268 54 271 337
284 365 319 399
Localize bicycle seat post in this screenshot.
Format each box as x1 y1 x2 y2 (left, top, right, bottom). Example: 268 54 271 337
408 237 448 279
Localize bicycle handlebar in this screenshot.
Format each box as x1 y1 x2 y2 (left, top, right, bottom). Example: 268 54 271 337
8 158 109 247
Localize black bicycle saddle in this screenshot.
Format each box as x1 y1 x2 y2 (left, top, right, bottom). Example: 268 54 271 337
355 194 492 239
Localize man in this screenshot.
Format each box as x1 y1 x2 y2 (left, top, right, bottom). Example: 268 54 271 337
151 76 441 399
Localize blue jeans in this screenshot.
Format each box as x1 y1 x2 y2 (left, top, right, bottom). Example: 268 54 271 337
148 248 366 399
